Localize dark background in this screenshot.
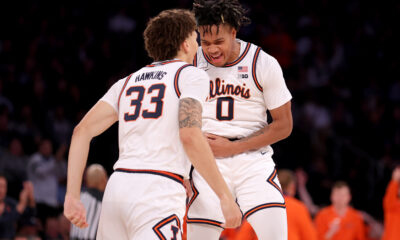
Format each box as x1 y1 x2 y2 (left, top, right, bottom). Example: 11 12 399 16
1 0 399 220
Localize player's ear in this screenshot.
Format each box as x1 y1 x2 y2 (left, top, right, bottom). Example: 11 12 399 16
181 39 190 54
230 27 237 39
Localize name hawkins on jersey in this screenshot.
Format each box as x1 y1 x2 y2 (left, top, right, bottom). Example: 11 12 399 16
135 71 167 82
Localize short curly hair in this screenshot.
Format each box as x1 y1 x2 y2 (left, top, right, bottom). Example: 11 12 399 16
193 0 250 34
144 9 197 61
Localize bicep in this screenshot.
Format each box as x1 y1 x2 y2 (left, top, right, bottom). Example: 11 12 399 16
269 101 292 126
76 101 118 137
178 97 202 129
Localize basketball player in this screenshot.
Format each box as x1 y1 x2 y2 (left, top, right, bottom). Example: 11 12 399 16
187 1 293 239
63 9 241 240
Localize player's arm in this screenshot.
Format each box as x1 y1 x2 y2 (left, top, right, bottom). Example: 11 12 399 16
233 101 292 153
178 97 241 228
64 101 118 228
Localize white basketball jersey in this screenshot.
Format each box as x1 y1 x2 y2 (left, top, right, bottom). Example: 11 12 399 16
100 60 209 178
194 39 292 155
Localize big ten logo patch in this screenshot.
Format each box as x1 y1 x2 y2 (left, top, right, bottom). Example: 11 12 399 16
238 73 248 79
153 215 182 240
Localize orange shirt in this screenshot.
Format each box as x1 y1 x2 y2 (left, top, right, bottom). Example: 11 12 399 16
314 206 366 240
231 196 317 240
382 180 400 240
233 221 257 240
285 196 318 240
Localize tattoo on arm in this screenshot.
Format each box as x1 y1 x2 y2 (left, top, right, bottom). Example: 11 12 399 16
179 98 202 128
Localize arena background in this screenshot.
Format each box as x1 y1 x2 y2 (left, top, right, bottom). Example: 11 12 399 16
0 0 399 222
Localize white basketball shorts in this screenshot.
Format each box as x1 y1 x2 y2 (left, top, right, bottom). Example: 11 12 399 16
187 151 286 228
97 169 186 240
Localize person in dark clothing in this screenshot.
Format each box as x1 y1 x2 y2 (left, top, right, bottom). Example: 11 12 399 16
0 174 35 240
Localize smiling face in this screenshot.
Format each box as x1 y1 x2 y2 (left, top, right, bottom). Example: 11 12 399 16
198 24 238 67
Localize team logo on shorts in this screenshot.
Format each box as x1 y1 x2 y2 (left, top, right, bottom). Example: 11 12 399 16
153 214 181 240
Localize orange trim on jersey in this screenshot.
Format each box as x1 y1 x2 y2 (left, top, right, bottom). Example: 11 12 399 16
153 214 181 240
193 53 197 66
186 218 223 228
115 168 184 185
243 202 286 219
252 47 263 92
186 178 224 229
146 59 183 67
187 180 199 209
174 64 192 98
268 168 283 196
117 73 133 109
202 42 251 68
242 168 286 219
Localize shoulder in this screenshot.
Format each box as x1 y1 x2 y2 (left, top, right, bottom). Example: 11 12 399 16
179 65 208 78
348 207 364 219
316 206 333 217
286 196 303 207
255 48 280 68
5 197 18 207
29 153 42 162
287 197 310 212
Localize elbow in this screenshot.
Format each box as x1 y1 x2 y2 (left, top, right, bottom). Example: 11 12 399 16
281 118 293 139
72 123 91 140
179 128 197 147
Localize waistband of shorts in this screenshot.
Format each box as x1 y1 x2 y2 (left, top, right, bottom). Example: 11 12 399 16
114 168 184 185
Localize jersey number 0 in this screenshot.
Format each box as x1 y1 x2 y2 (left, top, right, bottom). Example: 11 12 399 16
124 83 166 121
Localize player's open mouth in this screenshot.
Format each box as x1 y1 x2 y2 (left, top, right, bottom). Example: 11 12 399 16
210 54 223 63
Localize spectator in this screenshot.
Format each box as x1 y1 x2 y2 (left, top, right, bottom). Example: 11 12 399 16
0 137 29 199
27 139 66 224
70 164 107 240
0 175 35 239
381 166 400 240
278 169 317 240
314 181 366 240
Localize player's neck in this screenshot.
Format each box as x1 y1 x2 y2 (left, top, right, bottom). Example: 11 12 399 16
175 52 192 64
226 40 241 63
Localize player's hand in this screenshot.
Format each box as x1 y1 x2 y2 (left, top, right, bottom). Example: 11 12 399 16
64 195 89 228
219 195 242 228
204 133 238 158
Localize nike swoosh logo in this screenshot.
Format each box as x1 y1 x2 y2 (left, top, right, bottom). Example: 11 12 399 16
261 151 267 155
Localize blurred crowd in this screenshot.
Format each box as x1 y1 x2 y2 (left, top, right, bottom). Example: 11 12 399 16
0 0 399 239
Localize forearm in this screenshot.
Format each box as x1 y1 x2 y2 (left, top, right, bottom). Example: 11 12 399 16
66 127 92 198
234 120 291 154
181 128 232 200
16 202 27 214
298 185 319 216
